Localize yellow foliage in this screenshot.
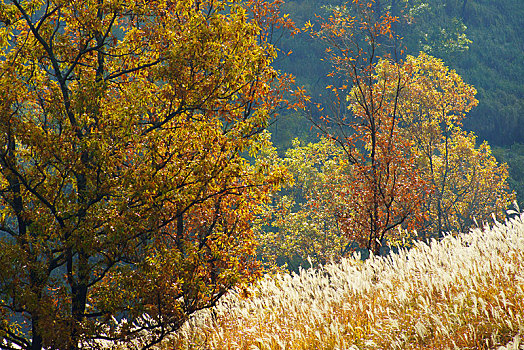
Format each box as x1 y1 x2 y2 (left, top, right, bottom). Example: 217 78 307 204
0 0 300 348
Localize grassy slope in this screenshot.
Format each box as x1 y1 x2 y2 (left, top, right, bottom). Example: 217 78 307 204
165 213 524 349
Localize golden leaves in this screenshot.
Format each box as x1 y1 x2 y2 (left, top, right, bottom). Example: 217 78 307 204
308 1 511 255
379 53 514 235
0 0 297 346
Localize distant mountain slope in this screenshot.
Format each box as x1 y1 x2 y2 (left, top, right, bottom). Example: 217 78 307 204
273 0 524 146
457 0 524 145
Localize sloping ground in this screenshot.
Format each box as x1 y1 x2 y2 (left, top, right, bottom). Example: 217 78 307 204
164 213 524 349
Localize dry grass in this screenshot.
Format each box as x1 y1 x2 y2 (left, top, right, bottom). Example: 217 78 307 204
161 213 524 349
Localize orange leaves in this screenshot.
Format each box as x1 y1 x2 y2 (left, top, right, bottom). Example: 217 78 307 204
288 85 310 110
0 0 297 348
372 53 514 236
303 20 314 31
247 0 297 37
309 2 434 255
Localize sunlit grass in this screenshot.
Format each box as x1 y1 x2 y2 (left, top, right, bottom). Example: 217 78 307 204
162 213 524 349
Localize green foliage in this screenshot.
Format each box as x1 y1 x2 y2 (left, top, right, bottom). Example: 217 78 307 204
493 144 524 209
451 0 524 146
259 137 350 270
396 0 472 57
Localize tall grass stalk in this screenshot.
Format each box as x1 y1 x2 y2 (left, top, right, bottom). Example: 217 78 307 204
164 213 524 349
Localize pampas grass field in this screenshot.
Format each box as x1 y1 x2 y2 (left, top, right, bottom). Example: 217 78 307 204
160 213 524 349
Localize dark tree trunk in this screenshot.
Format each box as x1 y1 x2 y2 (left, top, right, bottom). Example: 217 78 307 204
31 317 43 350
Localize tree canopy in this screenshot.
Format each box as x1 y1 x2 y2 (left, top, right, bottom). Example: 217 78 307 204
272 0 524 148
261 0 514 266
0 0 301 348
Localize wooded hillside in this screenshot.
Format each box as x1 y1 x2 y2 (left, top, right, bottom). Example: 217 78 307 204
273 0 524 147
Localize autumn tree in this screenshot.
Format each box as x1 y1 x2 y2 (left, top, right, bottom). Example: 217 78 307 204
307 0 429 256
259 137 350 270
300 0 512 257
384 53 515 236
0 0 300 349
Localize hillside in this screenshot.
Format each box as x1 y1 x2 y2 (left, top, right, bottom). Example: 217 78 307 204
163 212 524 349
271 0 524 147
268 0 524 208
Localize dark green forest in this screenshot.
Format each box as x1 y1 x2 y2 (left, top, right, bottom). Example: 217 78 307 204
270 0 524 204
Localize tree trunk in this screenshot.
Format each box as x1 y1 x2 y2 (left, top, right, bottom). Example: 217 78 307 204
31 316 43 350
69 252 89 350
